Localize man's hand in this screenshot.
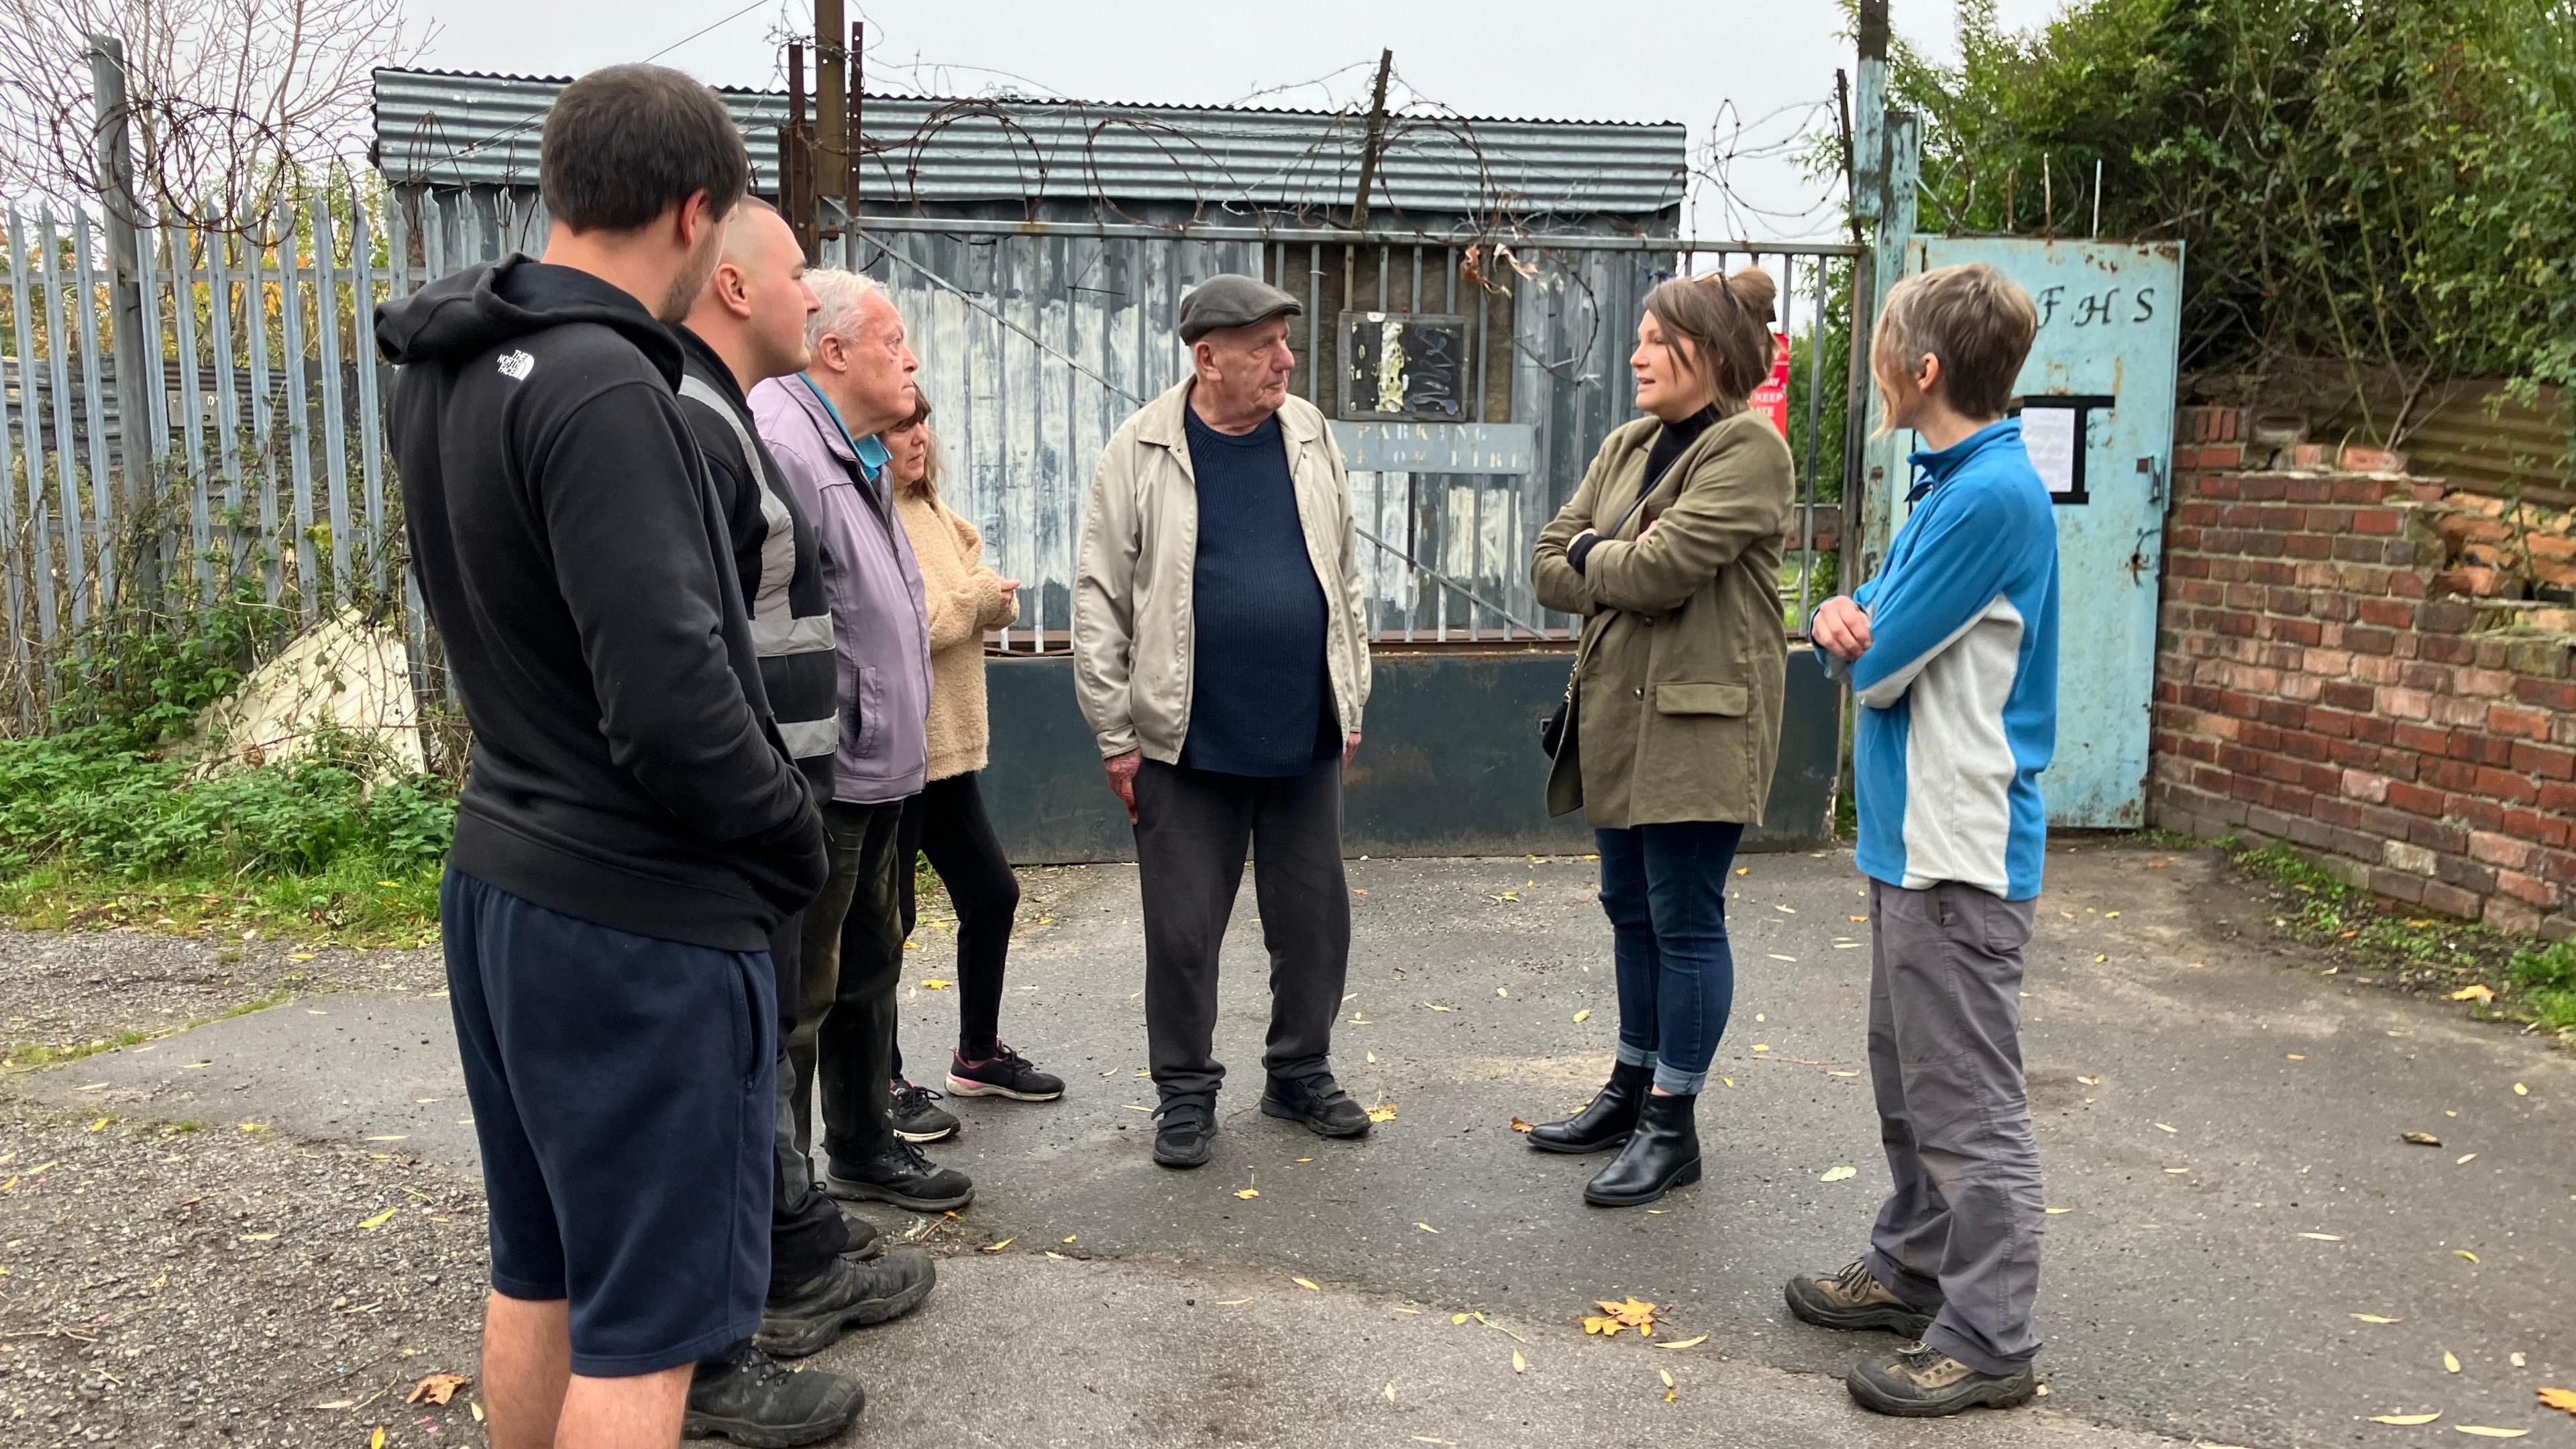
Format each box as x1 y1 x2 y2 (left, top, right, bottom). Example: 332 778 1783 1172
1343 731 1362 767
1812 595 1873 662
1104 748 1143 823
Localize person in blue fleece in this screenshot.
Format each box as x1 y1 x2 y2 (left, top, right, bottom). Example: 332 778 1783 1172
1783 262 2061 1417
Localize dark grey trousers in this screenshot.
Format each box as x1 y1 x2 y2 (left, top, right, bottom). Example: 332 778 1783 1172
1861 877 2046 1375
1133 757 1350 1104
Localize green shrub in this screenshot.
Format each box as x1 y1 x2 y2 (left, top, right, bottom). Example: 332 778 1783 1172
2511 940 2576 1032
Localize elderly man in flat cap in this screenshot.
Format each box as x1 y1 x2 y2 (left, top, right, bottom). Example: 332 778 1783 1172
1073 273 1374 1170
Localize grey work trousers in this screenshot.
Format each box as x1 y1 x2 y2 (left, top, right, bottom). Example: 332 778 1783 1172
1860 877 2046 1375
1133 757 1350 1104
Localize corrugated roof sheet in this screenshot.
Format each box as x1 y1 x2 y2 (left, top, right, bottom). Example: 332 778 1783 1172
371 68 1686 219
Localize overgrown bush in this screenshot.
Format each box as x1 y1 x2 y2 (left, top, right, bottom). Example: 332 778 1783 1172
1878 0 2576 448
0 729 453 881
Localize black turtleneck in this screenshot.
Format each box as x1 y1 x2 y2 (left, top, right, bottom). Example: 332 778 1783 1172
1570 405 1719 574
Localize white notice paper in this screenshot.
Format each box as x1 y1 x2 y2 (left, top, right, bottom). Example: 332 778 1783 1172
2021 407 2080 498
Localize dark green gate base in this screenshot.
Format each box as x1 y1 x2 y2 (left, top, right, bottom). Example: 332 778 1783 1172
979 646 1841 865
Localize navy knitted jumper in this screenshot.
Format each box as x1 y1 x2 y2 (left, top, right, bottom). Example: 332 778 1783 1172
1178 403 1336 777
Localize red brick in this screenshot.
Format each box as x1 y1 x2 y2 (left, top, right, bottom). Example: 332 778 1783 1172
2512 741 2576 781
2504 807 2573 849
2420 881 2484 919
2385 781 2449 818
2514 676 2576 712
2497 869 2557 908
2351 508 2404 535
2477 767 2542 804
2489 705 2553 741
2378 686 2433 720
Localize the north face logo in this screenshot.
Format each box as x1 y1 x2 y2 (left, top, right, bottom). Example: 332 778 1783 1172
496 350 535 380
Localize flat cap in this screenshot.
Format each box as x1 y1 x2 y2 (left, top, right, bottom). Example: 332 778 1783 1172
1177 273 1303 343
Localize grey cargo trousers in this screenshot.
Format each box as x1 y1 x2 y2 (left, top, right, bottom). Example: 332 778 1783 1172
1861 877 2045 1375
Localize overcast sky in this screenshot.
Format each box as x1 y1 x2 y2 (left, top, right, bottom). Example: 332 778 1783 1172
399 0 2065 239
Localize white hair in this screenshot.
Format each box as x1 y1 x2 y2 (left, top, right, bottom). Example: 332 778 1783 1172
805 269 886 351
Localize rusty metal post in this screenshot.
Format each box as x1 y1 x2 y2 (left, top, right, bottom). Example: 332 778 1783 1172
784 41 815 258
814 0 845 235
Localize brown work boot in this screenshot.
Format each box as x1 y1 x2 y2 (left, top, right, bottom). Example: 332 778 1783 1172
1847 1342 2037 1416
1784 1257 1937 1337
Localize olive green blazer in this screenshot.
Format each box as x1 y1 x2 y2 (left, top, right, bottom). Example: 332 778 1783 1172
1532 407 1794 827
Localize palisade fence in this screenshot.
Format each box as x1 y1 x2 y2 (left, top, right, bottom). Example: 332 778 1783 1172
0 185 452 733
1 182 1866 740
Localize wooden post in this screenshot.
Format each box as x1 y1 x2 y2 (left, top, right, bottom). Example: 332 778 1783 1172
784 41 815 259
1350 48 1393 228
815 0 845 236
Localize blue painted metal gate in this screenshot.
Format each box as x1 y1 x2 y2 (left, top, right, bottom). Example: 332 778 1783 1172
1905 237 2184 827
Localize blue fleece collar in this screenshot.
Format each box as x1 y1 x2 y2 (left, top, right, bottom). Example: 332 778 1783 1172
1905 415 2023 502
797 373 891 483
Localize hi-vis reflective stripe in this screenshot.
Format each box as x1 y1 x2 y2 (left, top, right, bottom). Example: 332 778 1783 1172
677 374 833 660
753 612 833 655
776 716 837 761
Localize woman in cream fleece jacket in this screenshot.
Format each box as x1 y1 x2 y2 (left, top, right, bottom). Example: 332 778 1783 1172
884 405 1065 1108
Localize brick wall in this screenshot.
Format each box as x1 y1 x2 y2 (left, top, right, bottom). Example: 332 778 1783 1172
2149 407 2576 938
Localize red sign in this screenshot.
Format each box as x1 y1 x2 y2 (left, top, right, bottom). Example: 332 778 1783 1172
1749 332 1793 437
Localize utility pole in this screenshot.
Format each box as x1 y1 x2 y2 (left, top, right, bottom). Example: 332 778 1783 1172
89 34 158 602
782 41 815 258
846 21 863 235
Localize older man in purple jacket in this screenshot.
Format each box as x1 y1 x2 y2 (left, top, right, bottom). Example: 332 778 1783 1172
751 271 973 1214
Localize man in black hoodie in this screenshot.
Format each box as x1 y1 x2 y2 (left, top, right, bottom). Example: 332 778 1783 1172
376 66 852 1448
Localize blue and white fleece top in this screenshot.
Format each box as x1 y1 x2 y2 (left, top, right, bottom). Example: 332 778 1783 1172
1826 417 2060 900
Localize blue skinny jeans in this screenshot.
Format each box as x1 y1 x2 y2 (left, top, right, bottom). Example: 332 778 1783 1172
1595 820 1745 1095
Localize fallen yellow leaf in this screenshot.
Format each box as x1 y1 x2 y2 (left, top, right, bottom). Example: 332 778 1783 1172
2370 1412 2442 1426
1292 1277 1320 1291
1234 1189 1260 1200
370 1428 387 1449
358 1208 396 1230
1572 1009 1592 1024
239 1232 276 1241
2449 984 2496 1003
1383 1383 1397 1403
1497 987 1509 998
471 1402 485 1423
2045 1207 2075 1216
2535 1387 2576 1416
1215 1298 1251 1306
2445 1351 2463 1373
1819 1165 1857 1182
1509 1117 1536 1133
2456 1250 2480 1263
920 978 953 990
2458 1153 2479 1166
1367 1103 1399 1123
2078 1075 2101 1085
1656 1335 1709 1350
1415 1222 1440 1234
2300 1233 2343 1242
2453 1428 2528 1439
2513 1083 2528 1097
1659 1368 1675 1390
982 1238 1014 1253
2155 1122 2179 1134
1453 1313 1471 1326
2352 1313 2402 1324
1511 1350 1527 1374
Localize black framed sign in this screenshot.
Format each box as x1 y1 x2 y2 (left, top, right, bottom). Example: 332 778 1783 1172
1338 311 1472 422
2012 393 2114 506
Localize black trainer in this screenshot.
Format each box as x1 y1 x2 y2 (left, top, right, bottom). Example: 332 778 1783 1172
890 1077 960 1143
1847 1343 2039 1416
823 1141 975 1212
755 1246 937 1359
684 1341 863 1448
1260 1071 1372 1139
947 1042 1065 1102
1152 1097 1216 1169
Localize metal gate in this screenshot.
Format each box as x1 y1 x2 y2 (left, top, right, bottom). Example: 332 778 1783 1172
1907 236 2185 827
839 217 1867 653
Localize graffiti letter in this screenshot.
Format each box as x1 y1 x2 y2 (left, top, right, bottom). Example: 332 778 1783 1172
2037 284 2065 330
2132 286 2158 323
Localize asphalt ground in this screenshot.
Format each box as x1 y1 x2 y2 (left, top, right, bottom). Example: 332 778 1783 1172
24 843 2575 1448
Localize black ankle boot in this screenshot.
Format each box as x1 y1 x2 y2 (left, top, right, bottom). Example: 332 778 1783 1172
1528 1060 1653 1155
1582 1091 1701 1207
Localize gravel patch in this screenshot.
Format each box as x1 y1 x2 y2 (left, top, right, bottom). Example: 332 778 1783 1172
1 930 443 1066
0 1092 488 1447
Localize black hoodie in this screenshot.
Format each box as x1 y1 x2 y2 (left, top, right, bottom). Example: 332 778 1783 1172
378 256 825 951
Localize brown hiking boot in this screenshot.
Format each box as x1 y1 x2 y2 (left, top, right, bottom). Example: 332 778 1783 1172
1847 1343 2037 1416
1784 1257 1937 1337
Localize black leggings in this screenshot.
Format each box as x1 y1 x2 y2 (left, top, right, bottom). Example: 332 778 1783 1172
895 771 1022 1068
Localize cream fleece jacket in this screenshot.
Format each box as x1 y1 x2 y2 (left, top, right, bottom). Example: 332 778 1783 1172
894 487 1019 780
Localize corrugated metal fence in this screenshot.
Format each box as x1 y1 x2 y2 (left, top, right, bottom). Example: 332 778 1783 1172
1 186 1863 729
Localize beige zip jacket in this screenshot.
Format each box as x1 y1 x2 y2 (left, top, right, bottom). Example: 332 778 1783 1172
1073 379 1371 763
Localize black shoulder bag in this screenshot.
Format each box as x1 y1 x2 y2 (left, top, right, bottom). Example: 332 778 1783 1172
1536 451 1690 758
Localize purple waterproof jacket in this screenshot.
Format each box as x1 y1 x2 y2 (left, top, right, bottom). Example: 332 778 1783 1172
749 374 932 805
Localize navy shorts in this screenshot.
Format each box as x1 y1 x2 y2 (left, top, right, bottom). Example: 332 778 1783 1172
441 868 775 1377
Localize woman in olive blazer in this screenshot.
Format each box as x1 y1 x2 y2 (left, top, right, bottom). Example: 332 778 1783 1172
1524 266 1794 1208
